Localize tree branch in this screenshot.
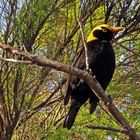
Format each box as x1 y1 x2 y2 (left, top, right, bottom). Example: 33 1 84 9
78 19 90 70
0 44 139 140
0 58 32 64
86 124 128 134
113 40 140 58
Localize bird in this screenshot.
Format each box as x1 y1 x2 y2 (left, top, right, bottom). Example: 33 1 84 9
63 24 125 129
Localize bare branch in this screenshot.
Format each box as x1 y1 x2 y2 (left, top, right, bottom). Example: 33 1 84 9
78 19 89 70
86 124 128 134
0 58 32 64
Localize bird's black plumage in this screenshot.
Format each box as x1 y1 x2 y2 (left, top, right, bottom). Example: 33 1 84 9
63 24 125 129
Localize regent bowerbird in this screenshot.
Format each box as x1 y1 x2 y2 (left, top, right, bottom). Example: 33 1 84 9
63 24 125 129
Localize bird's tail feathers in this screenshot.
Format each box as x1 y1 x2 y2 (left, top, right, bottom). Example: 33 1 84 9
89 101 97 114
64 77 71 106
89 97 99 114
63 102 81 129
64 93 70 106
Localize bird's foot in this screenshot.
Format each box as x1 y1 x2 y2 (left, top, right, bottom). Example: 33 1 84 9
84 68 93 75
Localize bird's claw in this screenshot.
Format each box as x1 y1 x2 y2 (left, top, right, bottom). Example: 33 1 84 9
85 68 93 75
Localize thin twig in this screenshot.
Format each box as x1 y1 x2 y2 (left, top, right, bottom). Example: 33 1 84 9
77 19 90 71
98 102 120 126
86 124 128 134
0 58 32 64
113 40 140 58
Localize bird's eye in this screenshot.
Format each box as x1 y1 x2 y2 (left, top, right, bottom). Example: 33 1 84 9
102 28 107 32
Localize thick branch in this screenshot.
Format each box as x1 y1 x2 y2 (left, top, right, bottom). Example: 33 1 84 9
0 44 139 140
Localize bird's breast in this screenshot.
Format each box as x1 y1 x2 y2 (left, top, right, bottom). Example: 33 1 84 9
88 46 115 89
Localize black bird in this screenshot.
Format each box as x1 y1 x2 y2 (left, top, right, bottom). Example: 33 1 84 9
63 24 125 129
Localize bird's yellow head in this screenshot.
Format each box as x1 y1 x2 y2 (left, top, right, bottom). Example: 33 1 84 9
87 24 125 43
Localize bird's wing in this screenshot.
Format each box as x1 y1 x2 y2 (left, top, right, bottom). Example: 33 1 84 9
64 40 104 106
64 47 84 105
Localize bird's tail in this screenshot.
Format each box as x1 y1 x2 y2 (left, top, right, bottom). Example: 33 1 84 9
63 102 80 129
89 101 97 114
89 97 99 114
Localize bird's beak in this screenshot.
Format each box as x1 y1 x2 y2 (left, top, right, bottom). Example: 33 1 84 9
111 26 125 32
